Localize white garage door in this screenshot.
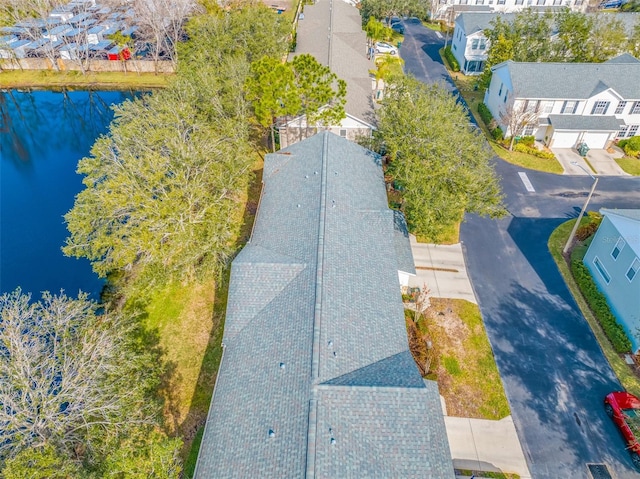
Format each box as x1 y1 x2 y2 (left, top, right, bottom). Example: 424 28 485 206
552 131 580 148
582 132 611 149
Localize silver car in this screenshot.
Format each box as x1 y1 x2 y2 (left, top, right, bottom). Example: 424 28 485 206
374 41 397 55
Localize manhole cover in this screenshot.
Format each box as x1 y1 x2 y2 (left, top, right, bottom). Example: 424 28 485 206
587 463 612 479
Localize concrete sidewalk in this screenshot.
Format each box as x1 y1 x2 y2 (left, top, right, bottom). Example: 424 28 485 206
408 236 477 304
445 415 532 479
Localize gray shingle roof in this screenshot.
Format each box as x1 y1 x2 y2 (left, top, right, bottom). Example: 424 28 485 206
548 114 623 131
494 59 640 100
291 0 376 124
455 12 516 35
195 132 453 478
393 209 417 275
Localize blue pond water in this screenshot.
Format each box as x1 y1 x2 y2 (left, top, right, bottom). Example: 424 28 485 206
0 89 133 299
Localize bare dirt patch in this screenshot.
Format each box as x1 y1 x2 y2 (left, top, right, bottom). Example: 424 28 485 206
407 297 510 419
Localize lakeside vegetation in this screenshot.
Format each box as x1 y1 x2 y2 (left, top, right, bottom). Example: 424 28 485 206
0 69 172 89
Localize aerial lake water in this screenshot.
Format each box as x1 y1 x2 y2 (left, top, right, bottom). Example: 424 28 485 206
0 89 133 300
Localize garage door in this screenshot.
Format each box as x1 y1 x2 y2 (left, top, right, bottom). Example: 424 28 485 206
552 131 580 148
582 132 611 149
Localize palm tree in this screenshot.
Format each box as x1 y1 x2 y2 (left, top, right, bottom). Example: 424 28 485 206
372 54 404 100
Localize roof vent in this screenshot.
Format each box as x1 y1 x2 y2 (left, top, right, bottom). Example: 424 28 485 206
330 438 336 445
314 171 318 175
279 362 285 369
268 429 275 438
333 351 337 357
328 340 333 347
297 204 301 208
305 175 309 179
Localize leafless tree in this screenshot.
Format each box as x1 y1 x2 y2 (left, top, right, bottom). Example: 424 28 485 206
132 0 198 68
0 289 151 461
499 97 540 151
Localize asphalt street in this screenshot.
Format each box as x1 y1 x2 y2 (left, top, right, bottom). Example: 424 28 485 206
400 18 640 479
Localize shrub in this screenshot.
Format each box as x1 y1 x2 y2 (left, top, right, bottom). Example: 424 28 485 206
513 143 556 160
477 102 493 125
571 260 632 353
618 136 640 157
491 126 504 141
443 46 459 72
518 135 535 147
575 222 599 241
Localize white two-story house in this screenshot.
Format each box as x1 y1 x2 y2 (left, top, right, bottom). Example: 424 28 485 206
451 12 515 75
451 11 640 76
484 54 640 149
432 0 586 22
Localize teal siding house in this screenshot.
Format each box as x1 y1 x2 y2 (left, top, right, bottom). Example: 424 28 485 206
584 209 640 352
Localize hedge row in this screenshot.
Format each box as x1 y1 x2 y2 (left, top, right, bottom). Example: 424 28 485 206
571 260 632 353
513 143 556 160
477 102 492 125
618 136 640 157
443 46 460 72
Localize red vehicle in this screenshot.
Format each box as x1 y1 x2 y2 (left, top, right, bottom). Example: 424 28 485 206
605 391 640 468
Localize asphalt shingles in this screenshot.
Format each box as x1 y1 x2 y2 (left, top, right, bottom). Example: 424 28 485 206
195 132 454 478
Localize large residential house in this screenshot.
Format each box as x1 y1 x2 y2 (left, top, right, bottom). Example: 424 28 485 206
584 209 640 352
451 11 640 76
484 55 640 148
279 0 376 148
194 131 454 478
432 0 587 22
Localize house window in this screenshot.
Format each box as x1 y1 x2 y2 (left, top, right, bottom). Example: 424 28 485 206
537 0 545 5
522 124 535 136
561 100 578 114
615 101 627 114
515 0 524 4
553 0 562 4
498 83 503 96
498 0 506 3
453 44 457 50
575 0 583 4
591 100 610 115
339 129 347 137
476 0 484 5
543 101 554 114
593 257 611 284
504 92 508 103
471 38 479 49
627 258 640 281
629 125 639 137
611 237 625 260
618 125 629 138
479 39 486 50
632 102 640 114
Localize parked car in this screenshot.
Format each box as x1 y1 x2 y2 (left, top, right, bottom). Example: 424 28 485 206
599 0 622 8
391 22 405 34
374 41 397 55
605 391 640 468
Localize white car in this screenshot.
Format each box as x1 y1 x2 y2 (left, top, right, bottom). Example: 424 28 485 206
374 41 397 55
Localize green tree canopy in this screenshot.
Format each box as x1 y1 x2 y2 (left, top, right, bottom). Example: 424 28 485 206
376 76 505 240
292 53 347 127
360 0 427 26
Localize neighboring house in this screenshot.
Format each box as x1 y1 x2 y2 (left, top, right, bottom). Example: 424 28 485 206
451 11 640 75
484 55 640 148
281 0 376 147
432 0 587 22
451 12 515 74
278 111 376 149
194 132 454 478
584 209 640 352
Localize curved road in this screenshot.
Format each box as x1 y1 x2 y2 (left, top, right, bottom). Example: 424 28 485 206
399 17 640 479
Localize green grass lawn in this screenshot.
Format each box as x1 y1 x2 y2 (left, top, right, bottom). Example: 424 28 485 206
548 219 640 397
616 156 640 176
0 69 171 89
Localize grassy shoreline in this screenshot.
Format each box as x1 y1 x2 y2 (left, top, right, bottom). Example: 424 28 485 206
0 69 172 89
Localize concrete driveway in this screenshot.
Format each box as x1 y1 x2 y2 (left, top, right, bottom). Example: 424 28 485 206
552 147 628 176
408 236 477 304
